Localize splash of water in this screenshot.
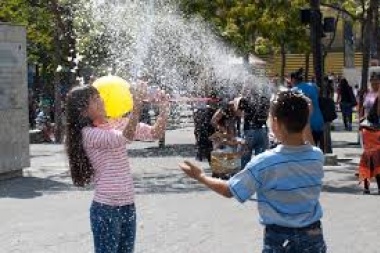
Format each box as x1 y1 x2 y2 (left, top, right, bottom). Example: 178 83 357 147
75 0 270 99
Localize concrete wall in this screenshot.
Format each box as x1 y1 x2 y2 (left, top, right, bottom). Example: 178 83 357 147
0 23 29 179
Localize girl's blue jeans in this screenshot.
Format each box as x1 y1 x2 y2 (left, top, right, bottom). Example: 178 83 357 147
90 201 136 253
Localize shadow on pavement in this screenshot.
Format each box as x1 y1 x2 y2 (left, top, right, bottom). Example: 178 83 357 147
333 141 360 148
134 169 210 195
323 162 363 194
322 183 362 194
128 144 196 158
0 176 87 199
0 171 208 199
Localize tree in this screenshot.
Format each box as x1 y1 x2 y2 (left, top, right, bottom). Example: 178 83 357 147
0 0 54 62
0 0 55 91
180 1 264 63
1 0 81 142
360 0 378 99
258 0 310 81
72 0 111 76
180 0 309 75
321 0 379 109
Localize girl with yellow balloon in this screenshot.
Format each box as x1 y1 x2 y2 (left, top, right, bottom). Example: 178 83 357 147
64 75 170 253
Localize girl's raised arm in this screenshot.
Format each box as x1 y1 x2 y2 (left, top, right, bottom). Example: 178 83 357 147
123 83 147 141
151 91 170 139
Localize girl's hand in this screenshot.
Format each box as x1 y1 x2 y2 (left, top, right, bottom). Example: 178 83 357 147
133 81 148 105
158 91 170 112
179 160 204 180
158 90 169 103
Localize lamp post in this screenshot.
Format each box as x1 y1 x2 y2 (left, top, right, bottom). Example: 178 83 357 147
301 1 336 154
310 0 324 95
310 0 332 154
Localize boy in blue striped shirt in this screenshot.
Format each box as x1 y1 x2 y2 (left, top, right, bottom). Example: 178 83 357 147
180 90 326 253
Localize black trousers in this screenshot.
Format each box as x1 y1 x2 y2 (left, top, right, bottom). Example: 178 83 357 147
312 130 325 151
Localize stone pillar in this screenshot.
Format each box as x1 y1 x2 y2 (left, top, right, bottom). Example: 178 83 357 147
0 23 29 180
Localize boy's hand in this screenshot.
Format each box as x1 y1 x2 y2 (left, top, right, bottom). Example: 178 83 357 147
179 160 204 180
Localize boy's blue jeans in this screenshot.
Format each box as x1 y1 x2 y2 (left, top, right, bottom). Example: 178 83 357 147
90 201 136 253
262 221 326 253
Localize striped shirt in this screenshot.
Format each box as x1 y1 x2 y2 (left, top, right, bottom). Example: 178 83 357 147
228 144 324 228
82 119 154 206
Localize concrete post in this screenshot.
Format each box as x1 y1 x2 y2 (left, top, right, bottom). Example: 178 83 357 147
0 23 29 180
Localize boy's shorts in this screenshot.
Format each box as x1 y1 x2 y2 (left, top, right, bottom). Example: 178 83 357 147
263 221 326 253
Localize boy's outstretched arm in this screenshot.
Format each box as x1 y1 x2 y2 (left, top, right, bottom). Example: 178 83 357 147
179 160 232 198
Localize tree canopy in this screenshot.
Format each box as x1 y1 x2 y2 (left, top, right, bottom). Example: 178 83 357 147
180 0 311 57
0 0 54 64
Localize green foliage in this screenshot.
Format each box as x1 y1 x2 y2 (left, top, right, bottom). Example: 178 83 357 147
72 0 110 73
258 0 310 54
322 0 372 21
0 0 55 63
179 0 311 56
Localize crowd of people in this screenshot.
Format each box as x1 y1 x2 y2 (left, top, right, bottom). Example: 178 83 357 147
28 90 55 143
63 78 328 253
28 67 380 253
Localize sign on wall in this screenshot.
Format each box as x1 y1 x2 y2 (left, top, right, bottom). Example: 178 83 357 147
0 42 25 110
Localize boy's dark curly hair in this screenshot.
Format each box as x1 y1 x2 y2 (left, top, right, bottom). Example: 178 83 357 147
270 90 309 134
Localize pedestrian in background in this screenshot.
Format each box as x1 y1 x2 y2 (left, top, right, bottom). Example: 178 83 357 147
337 78 357 131
291 68 323 149
235 93 270 169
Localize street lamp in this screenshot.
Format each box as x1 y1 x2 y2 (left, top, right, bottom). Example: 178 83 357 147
300 7 336 89
300 4 336 154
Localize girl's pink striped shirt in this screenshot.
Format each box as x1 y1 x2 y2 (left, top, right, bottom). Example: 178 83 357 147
82 119 154 206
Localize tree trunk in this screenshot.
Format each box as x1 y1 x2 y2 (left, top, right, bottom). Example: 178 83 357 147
280 43 286 84
344 18 355 68
50 0 65 143
53 30 63 144
243 53 250 68
40 63 48 95
310 0 332 153
305 52 310 81
360 0 377 105
34 64 40 91
310 0 323 93
375 4 380 62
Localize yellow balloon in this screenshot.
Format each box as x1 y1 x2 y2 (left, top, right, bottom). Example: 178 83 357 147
92 76 133 119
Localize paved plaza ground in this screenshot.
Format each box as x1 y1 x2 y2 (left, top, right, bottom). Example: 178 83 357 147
1 126 380 253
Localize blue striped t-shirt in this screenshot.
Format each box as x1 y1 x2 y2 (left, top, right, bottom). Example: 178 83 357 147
228 144 324 228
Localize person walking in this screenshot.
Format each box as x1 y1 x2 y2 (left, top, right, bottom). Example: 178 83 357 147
358 72 380 194
291 68 323 150
337 78 357 131
235 93 270 169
